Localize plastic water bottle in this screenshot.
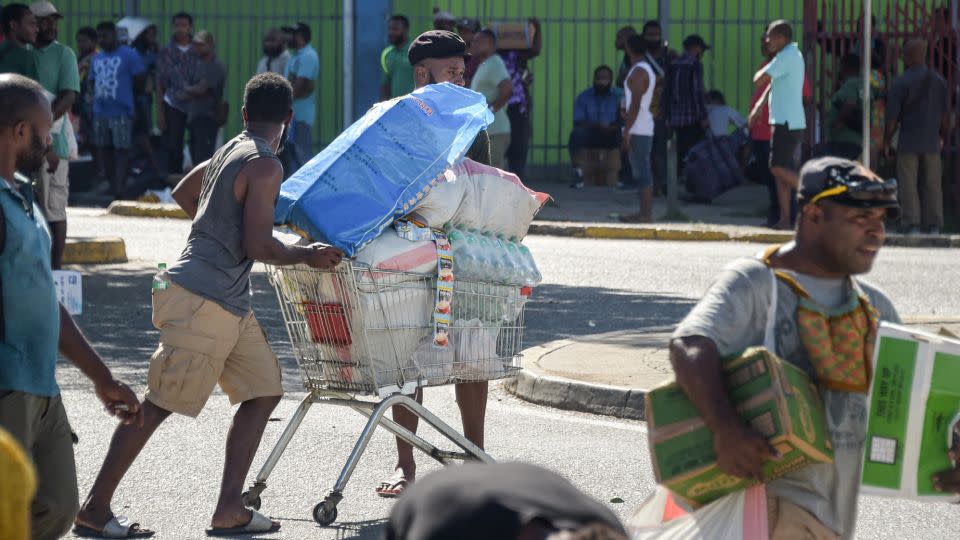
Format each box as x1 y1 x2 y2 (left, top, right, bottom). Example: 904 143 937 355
474 233 496 281
517 245 542 287
485 234 510 283
448 228 467 269
152 263 169 291
502 239 524 286
462 229 484 280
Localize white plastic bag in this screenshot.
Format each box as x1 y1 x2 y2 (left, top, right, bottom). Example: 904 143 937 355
627 485 767 540
411 336 455 385
405 167 466 227
410 159 549 239
451 318 504 380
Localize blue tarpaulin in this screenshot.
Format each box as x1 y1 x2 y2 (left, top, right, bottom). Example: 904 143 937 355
274 83 493 256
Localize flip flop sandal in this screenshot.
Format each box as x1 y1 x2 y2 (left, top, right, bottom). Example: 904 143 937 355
73 516 155 538
375 474 410 499
206 509 281 536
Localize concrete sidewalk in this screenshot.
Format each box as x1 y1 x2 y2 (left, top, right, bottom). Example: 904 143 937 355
530 180 769 226
507 318 960 420
105 179 960 247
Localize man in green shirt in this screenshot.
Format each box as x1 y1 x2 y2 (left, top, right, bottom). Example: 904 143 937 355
31 0 79 269
0 4 39 79
380 14 414 100
824 53 865 161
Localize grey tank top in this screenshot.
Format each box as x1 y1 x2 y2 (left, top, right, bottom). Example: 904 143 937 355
166 132 278 316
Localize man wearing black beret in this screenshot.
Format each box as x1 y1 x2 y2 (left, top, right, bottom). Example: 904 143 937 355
374 29 492 499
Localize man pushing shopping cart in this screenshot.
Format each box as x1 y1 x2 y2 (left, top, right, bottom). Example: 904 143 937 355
75 72 343 538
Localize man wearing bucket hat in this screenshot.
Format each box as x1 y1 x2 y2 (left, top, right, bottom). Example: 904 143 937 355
373 29 492 499
669 157 911 538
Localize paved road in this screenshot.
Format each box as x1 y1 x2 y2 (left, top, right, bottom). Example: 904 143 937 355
58 210 960 539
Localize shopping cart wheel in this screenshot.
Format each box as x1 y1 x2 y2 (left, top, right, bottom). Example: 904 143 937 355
312 501 338 526
241 491 261 511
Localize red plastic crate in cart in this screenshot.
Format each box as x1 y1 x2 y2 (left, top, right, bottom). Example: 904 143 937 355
303 301 352 346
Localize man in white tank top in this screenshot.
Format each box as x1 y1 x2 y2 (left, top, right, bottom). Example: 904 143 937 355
619 35 657 223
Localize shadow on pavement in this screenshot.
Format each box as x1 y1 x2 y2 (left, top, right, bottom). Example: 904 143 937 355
63 267 695 390
524 284 696 345
332 518 388 539
62 267 301 392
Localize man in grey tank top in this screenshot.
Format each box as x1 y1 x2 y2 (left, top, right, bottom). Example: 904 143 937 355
76 73 343 537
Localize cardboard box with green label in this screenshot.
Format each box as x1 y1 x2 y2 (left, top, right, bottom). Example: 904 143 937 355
862 323 960 500
646 347 833 507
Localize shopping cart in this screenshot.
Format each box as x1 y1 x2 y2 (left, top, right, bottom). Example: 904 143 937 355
241 260 528 525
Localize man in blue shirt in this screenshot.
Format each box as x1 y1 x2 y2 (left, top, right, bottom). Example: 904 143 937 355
89 21 146 198
0 73 143 540
568 65 621 188
749 20 806 230
280 22 319 175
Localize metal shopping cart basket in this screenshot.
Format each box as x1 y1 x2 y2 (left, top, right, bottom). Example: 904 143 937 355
241 260 528 525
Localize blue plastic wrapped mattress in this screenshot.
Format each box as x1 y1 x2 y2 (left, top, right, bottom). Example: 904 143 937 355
274 82 493 256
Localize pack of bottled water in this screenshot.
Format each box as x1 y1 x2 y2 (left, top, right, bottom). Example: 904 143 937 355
446 227 542 287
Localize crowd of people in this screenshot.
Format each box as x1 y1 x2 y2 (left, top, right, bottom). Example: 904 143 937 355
380 9 541 179
0 2 334 273
563 17 952 234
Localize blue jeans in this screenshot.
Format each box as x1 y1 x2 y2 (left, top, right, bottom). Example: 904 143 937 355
629 134 654 190
281 120 314 175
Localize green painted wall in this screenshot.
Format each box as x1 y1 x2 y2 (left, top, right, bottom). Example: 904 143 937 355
48 1 952 168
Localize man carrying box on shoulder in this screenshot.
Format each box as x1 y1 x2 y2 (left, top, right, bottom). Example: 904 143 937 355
668 156 935 538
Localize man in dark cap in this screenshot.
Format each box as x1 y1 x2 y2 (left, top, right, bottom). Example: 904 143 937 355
663 34 710 178
374 29 491 499
669 157 914 539
408 29 491 166
385 462 628 540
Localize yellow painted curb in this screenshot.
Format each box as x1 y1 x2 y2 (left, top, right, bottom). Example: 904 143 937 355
107 201 188 219
63 237 128 264
582 226 656 240
732 232 794 244
654 228 729 241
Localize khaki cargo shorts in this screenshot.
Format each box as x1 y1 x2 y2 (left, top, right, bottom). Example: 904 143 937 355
37 159 69 222
145 281 283 417
767 493 839 540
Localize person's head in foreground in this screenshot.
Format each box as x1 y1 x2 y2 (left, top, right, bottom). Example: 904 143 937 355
0 73 52 177
794 157 898 276
384 462 628 540
242 72 293 153
409 30 470 88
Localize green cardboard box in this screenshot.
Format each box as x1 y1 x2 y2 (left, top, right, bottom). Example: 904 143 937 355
646 347 834 507
862 323 960 500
